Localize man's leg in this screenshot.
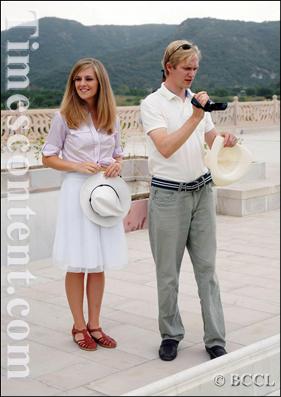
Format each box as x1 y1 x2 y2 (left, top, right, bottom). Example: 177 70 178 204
149 187 191 342
186 184 226 348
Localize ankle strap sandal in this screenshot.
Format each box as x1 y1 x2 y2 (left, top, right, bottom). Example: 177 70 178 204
87 324 117 348
72 326 97 351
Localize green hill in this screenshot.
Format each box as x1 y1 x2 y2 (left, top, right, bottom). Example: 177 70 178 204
1 17 279 107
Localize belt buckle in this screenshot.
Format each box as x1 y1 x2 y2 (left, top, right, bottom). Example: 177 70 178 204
178 182 184 192
179 182 188 192
196 176 205 191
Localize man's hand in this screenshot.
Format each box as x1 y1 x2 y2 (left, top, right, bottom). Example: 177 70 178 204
191 91 209 120
193 91 210 108
220 132 238 147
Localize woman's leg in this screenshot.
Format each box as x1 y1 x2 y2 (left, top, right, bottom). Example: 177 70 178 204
65 272 86 341
86 272 105 331
86 272 116 347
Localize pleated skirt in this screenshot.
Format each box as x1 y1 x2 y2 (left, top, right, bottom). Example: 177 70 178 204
53 172 128 273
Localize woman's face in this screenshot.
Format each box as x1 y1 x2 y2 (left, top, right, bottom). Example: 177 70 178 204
74 66 99 103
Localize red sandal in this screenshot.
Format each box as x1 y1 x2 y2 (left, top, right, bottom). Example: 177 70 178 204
72 326 97 351
87 324 117 349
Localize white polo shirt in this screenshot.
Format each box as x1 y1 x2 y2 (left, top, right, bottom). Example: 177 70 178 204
140 83 214 183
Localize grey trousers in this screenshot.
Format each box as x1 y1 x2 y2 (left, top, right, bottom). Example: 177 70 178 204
149 183 226 348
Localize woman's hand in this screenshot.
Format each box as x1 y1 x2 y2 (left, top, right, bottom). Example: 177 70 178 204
103 161 122 177
74 162 102 174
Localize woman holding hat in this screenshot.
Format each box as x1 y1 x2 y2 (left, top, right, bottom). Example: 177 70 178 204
42 58 129 351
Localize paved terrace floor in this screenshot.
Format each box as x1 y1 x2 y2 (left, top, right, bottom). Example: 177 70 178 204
1 208 280 396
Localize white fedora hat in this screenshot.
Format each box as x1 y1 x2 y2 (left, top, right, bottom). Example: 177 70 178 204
204 135 253 186
80 173 131 227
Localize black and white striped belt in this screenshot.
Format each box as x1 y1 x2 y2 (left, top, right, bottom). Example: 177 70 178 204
151 172 212 192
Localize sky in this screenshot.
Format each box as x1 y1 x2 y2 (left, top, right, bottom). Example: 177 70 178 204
1 1 280 30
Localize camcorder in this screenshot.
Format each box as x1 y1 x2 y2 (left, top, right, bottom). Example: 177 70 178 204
191 96 228 112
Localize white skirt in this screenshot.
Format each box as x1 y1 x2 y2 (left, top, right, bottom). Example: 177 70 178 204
53 172 128 273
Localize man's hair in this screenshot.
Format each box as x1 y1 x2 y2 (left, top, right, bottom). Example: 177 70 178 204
60 58 117 133
162 40 201 79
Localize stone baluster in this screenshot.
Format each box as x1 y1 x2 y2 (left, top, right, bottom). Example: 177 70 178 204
232 96 239 126
272 95 279 124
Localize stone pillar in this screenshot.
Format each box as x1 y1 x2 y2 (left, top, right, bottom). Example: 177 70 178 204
232 96 239 126
272 95 278 124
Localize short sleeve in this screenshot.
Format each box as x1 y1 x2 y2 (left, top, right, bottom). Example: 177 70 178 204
113 118 124 158
140 99 167 135
41 112 67 157
204 112 215 134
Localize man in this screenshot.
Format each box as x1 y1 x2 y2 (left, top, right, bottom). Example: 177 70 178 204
140 40 237 361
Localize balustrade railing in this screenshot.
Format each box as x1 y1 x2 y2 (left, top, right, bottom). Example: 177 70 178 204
1 96 279 154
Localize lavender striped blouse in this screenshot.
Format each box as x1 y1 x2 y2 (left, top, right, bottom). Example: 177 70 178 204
42 112 123 166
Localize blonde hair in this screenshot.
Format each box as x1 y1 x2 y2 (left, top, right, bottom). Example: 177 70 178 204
162 40 201 78
60 58 116 133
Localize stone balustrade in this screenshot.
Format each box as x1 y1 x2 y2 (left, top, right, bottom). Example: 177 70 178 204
211 95 280 127
1 96 279 152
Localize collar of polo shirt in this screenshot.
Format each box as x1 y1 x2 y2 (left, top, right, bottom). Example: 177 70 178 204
159 83 192 101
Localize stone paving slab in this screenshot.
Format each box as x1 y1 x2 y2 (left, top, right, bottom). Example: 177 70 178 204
1 209 280 396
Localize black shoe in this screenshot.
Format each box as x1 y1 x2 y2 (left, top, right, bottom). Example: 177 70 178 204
205 345 227 359
159 339 179 361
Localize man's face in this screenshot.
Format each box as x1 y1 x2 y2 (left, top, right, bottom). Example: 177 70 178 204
168 55 199 89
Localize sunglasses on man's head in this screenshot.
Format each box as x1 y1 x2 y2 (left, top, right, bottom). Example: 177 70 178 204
166 43 192 62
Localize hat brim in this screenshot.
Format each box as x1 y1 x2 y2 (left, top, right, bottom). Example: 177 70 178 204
80 173 131 227
205 136 253 186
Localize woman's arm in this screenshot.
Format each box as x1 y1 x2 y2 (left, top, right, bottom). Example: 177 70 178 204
42 155 101 174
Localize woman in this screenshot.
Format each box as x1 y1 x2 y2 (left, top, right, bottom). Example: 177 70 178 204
42 58 127 351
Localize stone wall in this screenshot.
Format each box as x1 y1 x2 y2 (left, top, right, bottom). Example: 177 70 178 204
1 97 280 156
1 158 150 266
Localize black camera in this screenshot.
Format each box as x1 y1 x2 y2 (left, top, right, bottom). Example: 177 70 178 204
191 96 228 112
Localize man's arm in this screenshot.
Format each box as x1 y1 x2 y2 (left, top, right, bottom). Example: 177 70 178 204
149 109 204 158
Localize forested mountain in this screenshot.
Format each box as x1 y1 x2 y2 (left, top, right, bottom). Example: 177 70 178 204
1 17 279 99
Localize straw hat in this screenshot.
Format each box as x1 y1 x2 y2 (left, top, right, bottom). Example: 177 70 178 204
204 135 253 186
80 173 131 227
